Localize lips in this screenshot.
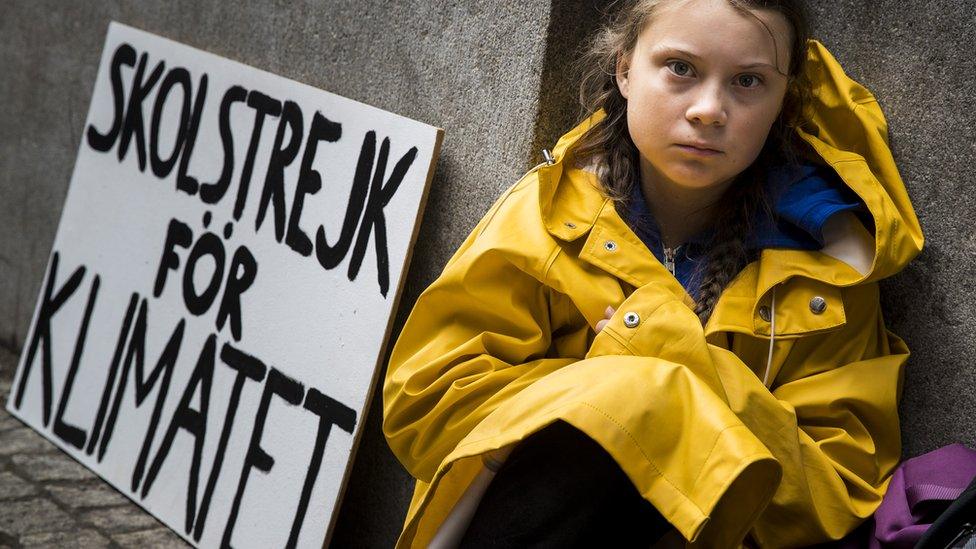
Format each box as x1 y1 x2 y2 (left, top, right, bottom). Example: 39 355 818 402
678 142 722 153
674 142 723 157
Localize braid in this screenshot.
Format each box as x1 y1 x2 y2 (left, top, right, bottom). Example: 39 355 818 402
574 95 637 202
693 177 763 325
606 115 639 200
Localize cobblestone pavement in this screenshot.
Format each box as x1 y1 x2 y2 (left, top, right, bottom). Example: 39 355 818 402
0 346 188 548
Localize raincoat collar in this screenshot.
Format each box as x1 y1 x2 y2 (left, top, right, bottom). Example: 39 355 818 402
616 161 864 261
619 181 713 254
536 39 923 332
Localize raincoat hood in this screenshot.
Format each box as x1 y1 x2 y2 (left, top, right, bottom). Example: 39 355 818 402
540 38 923 288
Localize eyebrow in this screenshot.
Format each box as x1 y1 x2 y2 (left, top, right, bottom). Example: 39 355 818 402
653 45 779 71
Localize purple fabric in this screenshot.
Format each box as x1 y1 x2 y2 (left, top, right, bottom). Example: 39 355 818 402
869 443 976 548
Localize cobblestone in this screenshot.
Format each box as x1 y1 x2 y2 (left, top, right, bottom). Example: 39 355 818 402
0 346 188 548
0 498 75 536
11 453 92 482
0 412 24 431
79 506 164 534
44 482 132 509
19 528 111 548
0 472 38 500
113 528 192 548
0 427 57 456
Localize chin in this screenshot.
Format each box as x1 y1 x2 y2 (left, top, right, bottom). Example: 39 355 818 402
661 168 727 191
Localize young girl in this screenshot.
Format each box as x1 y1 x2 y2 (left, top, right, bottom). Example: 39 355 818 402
383 0 924 546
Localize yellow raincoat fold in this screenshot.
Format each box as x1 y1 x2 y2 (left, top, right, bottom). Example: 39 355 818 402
383 39 924 548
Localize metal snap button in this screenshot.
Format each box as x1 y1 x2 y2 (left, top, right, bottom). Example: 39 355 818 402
604 240 618 252
809 296 827 314
542 148 555 165
564 222 577 229
758 305 771 322
623 311 640 328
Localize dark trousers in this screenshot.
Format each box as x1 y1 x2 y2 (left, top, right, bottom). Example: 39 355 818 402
459 420 674 548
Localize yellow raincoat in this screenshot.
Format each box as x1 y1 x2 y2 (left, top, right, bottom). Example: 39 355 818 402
383 39 924 547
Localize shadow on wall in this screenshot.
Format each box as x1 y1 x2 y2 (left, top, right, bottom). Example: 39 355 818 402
331 3 608 546
530 0 607 166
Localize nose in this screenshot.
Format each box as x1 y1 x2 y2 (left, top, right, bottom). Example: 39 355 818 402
685 82 727 126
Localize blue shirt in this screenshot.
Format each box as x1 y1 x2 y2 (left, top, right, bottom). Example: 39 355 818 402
615 163 870 301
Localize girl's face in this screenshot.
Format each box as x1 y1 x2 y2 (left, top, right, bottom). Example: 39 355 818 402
616 0 793 195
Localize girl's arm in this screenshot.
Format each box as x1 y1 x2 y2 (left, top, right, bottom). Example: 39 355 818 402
591 280 905 547
748 282 904 547
382 181 578 483
382 252 575 482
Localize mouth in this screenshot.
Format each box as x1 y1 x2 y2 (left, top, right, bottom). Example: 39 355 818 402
674 143 723 155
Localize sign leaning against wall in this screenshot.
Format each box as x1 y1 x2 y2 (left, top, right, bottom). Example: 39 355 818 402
6 21 442 549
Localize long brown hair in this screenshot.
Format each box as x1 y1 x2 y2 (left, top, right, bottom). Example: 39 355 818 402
572 0 814 325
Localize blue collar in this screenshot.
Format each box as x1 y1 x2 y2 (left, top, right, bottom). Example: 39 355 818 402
615 162 869 299
619 162 868 254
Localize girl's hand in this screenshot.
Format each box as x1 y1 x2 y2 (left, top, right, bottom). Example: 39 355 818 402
595 306 615 333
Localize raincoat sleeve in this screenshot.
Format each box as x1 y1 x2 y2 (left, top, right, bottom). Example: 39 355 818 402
382 181 576 482
590 279 907 547
745 282 907 547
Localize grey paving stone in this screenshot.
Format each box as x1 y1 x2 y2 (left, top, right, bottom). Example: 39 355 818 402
79 505 161 534
0 497 76 535
44 482 130 509
0 428 56 456
20 528 111 548
112 528 189 548
0 412 25 432
0 471 37 500
11 452 92 482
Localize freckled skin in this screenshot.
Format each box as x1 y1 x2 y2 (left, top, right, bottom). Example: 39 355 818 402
616 0 793 199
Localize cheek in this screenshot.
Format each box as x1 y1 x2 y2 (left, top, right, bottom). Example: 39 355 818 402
734 107 781 160
626 108 666 162
625 91 673 149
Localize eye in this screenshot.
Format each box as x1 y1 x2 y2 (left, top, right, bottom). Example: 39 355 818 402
736 74 763 88
666 60 695 78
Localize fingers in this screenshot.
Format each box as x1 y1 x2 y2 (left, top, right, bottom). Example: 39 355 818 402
596 305 617 333
596 306 616 333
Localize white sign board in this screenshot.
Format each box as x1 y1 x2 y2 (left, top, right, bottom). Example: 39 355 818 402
6 21 442 548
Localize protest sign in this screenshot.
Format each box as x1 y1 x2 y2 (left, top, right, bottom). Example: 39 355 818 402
6 21 442 548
